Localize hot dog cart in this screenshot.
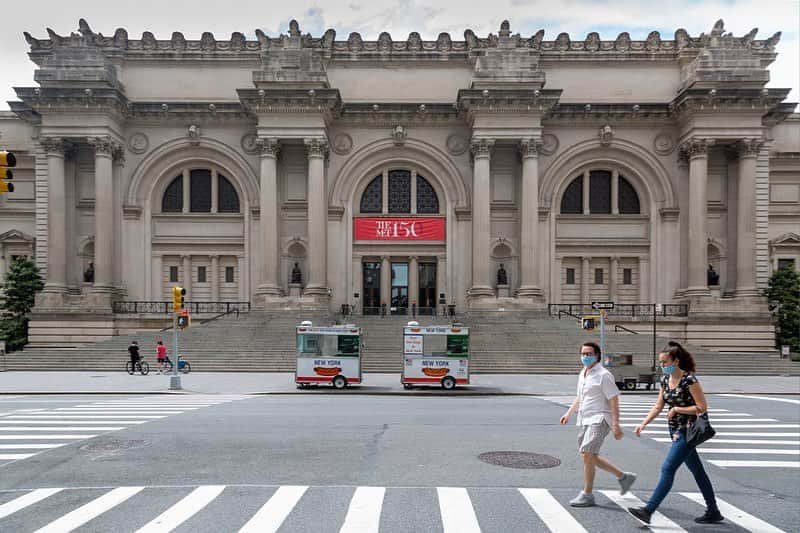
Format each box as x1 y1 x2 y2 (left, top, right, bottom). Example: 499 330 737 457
401 322 470 390
296 321 362 389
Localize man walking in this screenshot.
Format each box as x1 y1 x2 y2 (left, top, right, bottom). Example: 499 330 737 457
156 340 167 374
560 341 636 507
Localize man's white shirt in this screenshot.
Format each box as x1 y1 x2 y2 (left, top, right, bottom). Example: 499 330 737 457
576 363 619 427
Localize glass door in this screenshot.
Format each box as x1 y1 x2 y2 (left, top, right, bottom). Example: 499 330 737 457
362 262 381 315
418 262 437 316
391 262 408 315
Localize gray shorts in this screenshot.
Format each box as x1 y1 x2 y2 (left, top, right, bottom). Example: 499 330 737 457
577 420 610 454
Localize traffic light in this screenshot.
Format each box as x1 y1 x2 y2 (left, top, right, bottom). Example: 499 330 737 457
0 150 15 194
581 317 597 331
172 286 186 311
177 314 190 329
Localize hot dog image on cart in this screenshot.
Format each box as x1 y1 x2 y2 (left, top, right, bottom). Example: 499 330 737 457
295 321 362 389
402 321 469 390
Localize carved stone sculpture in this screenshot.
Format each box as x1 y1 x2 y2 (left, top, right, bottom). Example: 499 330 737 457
707 264 720 286
291 262 302 284
83 262 95 283
497 263 508 286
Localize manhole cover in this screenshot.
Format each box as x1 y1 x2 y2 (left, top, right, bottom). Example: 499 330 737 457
80 439 150 453
478 451 561 469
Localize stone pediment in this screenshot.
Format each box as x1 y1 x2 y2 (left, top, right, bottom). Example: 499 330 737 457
0 229 35 244
770 232 800 245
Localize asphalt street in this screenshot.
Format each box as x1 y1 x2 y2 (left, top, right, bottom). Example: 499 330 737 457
0 393 797 532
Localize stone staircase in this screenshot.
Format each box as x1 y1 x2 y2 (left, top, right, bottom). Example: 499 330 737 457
2 311 798 376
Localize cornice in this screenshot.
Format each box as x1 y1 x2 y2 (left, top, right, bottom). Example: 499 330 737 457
237 88 342 118
338 103 460 126
670 87 793 121
457 88 562 117
13 86 130 122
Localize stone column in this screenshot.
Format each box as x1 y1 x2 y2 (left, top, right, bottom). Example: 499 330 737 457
518 139 543 298
182 255 192 297
303 138 329 296
112 147 125 291
151 255 162 300
734 138 762 297
436 254 446 307
639 256 650 304
469 139 494 297
380 256 391 309
682 138 712 296
256 138 281 295
211 255 220 301
182 169 190 213
552 256 562 302
609 256 619 302
42 137 68 293
582 170 591 215
88 136 117 292
409 256 419 310
611 170 619 215
211 169 219 214
581 256 590 304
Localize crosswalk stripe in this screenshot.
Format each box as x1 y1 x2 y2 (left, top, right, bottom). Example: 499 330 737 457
624 424 798 429
653 438 800 445
0 453 36 460
56 408 189 411
718 394 800 405
599 490 687 532
0 426 124 431
34 486 144 533
620 418 773 422
0 488 63 520
339 486 385 533
0 434 96 440
679 492 786 532
698 448 800 455
135 485 225 533
708 460 800 468
642 431 800 437
437 487 481 533
0 443 66 449
238 485 308 533
519 488 587 533
7 415 166 419
0 420 146 425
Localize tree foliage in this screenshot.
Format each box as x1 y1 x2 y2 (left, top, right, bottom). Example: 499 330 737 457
764 265 800 352
0 256 44 351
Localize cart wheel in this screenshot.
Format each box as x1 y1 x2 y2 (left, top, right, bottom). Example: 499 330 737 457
180 362 191 374
615 382 624 390
624 380 637 391
441 376 456 390
403 383 413 390
332 375 347 389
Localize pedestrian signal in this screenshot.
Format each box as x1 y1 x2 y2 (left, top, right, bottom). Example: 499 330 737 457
172 286 186 311
177 314 190 329
0 150 15 194
581 317 598 331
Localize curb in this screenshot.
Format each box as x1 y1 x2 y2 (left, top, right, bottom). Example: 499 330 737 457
1 390 797 396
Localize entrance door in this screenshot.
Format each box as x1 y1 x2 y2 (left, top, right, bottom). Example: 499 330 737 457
362 262 381 315
391 262 408 315
418 262 437 315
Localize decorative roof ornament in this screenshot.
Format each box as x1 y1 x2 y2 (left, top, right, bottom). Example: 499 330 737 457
392 125 407 146
599 124 614 146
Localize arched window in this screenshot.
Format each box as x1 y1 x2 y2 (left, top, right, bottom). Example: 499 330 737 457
161 168 241 214
162 176 183 212
560 177 583 214
388 170 411 213
416 175 439 214
218 175 240 213
559 171 641 215
618 176 640 214
360 176 382 213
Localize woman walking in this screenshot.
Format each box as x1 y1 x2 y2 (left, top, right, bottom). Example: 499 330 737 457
627 341 723 525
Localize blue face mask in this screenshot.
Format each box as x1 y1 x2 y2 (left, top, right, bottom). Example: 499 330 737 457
581 355 597 367
661 364 676 375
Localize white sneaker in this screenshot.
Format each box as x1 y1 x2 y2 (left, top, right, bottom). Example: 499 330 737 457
569 492 595 507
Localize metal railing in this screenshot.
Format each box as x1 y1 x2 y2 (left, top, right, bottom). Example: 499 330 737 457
614 324 639 334
548 303 688 317
112 301 251 314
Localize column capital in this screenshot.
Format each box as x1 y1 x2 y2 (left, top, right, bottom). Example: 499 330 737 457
209 254 220 260
257 137 281 158
88 136 120 157
581 256 591 263
470 138 494 160
518 138 541 159
304 137 329 159
679 138 714 161
735 138 764 159
41 136 71 156
112 145 125 165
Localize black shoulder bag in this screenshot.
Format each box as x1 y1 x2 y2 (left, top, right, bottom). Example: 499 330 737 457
686 412 715 447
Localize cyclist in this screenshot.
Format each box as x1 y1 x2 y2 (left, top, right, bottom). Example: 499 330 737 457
127 340 141 374
156 340 167 374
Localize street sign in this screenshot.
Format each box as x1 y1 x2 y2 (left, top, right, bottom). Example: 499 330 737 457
591 301 614 310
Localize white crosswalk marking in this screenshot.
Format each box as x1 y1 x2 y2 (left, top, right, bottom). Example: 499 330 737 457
135 485 225 533
0 434 97 440
34 486 144 533
238 485 308 533
599 490 687 532
653 438 800 445
519 488 587 533
0 453 36 459
437 487 481 533
0 443 66 449
680 492 787 532
698 448 799 455
708 460 800 468
0 488 63 520
339 486 385 533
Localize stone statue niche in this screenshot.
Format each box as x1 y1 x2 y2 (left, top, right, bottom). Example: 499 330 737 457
291 262 303 285
497 263 508 286
707 264 720 286
83 262 94 283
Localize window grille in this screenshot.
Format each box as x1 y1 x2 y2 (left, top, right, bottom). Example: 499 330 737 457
190 169 212 212
360 175 382 213
162 176 183 212
589 170 611 214
560 177 583 214
388 170 411 213
218 175 240 213
416 175 439 214
566 268 575 285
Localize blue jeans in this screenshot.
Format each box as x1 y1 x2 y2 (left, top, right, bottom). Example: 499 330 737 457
645 428 718 513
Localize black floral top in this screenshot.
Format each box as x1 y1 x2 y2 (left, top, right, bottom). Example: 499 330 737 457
661 372 698 430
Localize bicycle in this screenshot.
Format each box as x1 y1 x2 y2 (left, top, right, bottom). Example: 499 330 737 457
126 359 150 375
163 355 191 374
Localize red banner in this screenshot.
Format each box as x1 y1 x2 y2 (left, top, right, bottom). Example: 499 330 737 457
354 217 445 241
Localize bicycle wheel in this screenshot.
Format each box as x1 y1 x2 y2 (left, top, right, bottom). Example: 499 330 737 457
139 361 150 375
180 362 191 374
163 360 173 372
126 361 134 375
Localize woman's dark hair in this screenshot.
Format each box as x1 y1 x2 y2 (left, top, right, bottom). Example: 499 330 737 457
582 341 602 362
661 340 696 373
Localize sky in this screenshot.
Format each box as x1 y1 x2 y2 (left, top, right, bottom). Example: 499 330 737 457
0 0 798 111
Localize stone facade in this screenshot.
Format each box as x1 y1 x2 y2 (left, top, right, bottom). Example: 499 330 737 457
0 18 798 349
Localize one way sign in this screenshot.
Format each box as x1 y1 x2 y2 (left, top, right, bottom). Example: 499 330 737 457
591 301 614 310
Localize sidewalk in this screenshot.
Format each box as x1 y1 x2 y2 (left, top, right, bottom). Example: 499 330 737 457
0 371 798 395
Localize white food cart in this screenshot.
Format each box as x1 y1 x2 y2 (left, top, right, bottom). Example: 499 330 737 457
296 321 362 389
401 322 470 390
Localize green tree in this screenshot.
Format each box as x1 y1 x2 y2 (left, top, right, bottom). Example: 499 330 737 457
764 265 800 352
0 256 44 352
